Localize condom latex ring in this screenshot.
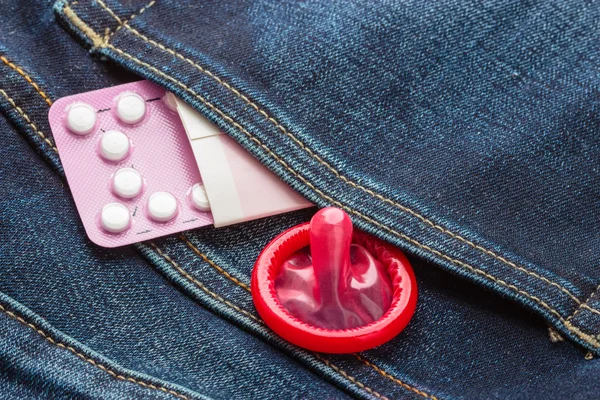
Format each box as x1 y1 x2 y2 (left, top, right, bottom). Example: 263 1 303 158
252 207 417 353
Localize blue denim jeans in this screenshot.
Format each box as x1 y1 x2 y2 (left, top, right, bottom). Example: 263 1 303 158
1 0 600 398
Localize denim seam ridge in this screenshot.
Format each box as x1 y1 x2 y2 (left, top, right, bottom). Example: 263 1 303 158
91 0 589 311
107 0 155 42
0 89 58 152
0 303 191 400
149 241 441 400
179 234 440 399
568 283 600 323
353 355 437 400
95 40 600 349
180 234 250 291
0 56 53 106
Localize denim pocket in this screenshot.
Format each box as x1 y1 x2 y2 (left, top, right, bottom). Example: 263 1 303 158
54 0 600 354
0 0 584 398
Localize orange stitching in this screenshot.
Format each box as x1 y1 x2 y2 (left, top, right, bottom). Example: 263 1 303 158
148 242 394 400
0 56 53 106
94 0 586 309
581 303 600 317
179 234 251 291
353 355 438 400
0 89 58 152
96 41 600 348
0 303 189 400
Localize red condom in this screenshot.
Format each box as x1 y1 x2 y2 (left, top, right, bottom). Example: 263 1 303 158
252 207 417 353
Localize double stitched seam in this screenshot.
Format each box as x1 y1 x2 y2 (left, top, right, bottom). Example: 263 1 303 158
0 56 53 106
0 303 190 400
178 236 438 400
149 242 399 400
354 355 438 400
92 0 592 314
0 89 58 152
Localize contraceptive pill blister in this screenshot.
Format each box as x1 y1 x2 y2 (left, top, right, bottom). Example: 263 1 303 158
48 81 214 247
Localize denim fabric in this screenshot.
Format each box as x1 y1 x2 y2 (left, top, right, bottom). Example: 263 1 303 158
1 0 600 399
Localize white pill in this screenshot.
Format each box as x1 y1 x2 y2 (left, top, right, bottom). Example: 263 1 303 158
67 103 96 135
100 130 130 161
116 92 146 124
191 183 211 211
100 203 130 233
112 168 143 198
162 92 178 112
147 192 178 222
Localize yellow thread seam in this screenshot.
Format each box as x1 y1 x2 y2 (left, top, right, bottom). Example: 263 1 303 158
0 303 189 400
0 89 58 152
110 0 156 40
0 56 53 106
353 354 438 400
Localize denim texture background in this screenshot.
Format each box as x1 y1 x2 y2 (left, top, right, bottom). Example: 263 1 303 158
1 0 600 399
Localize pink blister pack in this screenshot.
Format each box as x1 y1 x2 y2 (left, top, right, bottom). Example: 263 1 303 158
48 80 214 248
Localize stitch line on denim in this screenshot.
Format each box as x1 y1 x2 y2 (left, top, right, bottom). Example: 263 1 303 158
149 241 431 400
0 303 191 400
107 0 156 42
567 283 600 323
174 237 439 400
0 56 53 106
94 40 600 348
354 355 438 400
0 89 58 152
180 234 250 291
92 0 588 311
